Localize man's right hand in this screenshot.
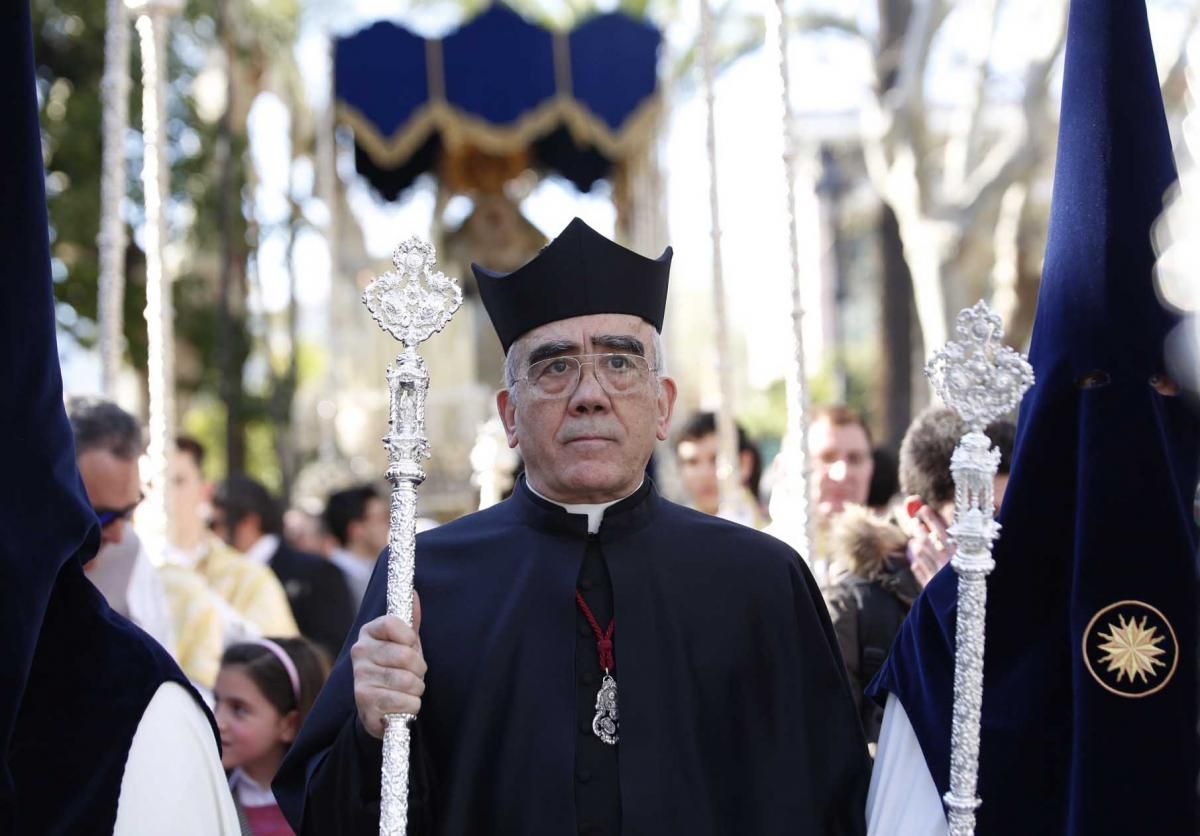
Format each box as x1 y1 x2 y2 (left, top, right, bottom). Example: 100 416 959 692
351 593 427 739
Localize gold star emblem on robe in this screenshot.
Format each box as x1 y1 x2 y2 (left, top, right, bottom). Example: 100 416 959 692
1083 600 1178 698
1095 614 1166 684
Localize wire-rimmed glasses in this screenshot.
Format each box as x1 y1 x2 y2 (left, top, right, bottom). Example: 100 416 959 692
519 353 655 399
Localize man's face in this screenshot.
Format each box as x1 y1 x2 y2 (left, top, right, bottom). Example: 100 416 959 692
352 496 391 555
171 449 206 528
77 449 142 547
808 418 873 520
209 505 260 553
676 432 720 514
497 313 677 504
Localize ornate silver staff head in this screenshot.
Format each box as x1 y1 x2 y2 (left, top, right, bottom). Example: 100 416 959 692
926 300 1033 836
926 301 1033 433
363 237 461 836
364 237 463 349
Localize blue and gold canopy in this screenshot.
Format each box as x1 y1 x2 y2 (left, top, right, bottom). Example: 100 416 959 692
335 4 663 200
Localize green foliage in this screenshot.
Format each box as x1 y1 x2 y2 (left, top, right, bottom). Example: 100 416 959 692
739 343 883 447
35 0 302 488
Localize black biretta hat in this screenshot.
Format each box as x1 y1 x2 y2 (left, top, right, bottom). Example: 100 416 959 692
473 217 672 352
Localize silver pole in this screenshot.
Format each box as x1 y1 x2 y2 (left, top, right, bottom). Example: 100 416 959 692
362 239 462 836
99 0 130 396
128 0 181 558
766 0 815 558
925 301 1033 835
697 0 743 515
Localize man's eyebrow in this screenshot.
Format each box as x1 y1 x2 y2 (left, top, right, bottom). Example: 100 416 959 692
591 334 645 356
526 339 580 366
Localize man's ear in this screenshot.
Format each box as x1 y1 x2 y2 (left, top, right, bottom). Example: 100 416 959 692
903 495 924 520
654 376 678 442
496 389 519 448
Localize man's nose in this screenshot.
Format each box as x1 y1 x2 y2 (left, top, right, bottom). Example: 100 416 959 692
828 460 848 482
568 362 610 413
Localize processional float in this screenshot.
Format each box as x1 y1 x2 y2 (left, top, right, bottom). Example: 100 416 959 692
926 301 1033 835
331 5 666 513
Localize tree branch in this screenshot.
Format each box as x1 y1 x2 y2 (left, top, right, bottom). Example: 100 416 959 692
953 1 1066 231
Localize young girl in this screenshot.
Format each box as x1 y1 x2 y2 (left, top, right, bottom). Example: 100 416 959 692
215 637 328 836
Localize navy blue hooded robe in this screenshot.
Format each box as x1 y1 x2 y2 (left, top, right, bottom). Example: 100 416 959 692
868 0 1199 833
1 6 214 833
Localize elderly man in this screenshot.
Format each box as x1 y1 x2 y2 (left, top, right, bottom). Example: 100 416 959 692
275 218 870 834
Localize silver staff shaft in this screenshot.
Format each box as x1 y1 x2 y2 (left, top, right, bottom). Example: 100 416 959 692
925 301 1032 836
379 348 428 836
362 239 462 836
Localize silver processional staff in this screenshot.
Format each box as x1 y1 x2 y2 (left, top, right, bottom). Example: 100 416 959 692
362 238 462 836
925 300 1033 836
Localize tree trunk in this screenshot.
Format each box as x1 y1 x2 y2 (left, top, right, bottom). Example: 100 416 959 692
878 205 913 450
216 0 246 475
875 0 916 448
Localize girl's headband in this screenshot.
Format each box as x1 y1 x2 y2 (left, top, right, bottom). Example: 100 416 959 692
248 638 301 706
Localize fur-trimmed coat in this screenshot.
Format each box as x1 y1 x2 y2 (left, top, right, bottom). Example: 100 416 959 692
822 506 920 746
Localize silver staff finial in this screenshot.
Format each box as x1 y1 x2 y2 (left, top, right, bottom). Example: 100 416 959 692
926 301 1033 433
363 237 463 347
365 237 461 836
930 300 1033 836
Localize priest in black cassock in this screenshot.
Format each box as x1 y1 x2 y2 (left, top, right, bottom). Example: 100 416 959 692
273 218 871 835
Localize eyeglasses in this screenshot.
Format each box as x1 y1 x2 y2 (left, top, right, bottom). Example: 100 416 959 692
519 353 655 399
93 494 143 528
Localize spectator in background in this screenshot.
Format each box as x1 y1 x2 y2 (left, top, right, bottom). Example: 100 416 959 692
68 396 229 689
808 405 875 525
216 637 329 835
323 485 390 608
211 476 355 661
283 507 332 558
673 410 767 528
769 404 875 587
69 397 175 654
898 407 1016 587
167 436 299 642
822 507 917 747
821 408 1016 746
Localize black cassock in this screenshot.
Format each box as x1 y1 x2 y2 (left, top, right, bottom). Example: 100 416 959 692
274 478 869 835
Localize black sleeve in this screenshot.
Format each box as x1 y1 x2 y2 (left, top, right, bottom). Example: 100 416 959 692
300 715 436 836
306 561 357 661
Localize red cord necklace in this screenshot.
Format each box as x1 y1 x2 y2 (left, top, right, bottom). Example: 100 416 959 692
576 590 619 745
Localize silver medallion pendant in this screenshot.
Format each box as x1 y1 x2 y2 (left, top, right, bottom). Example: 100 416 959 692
591 672 619 745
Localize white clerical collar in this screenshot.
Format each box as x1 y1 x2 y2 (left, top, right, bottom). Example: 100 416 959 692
526 479 643 534
244 534 280 566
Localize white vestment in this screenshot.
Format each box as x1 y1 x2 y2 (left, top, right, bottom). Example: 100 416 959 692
866 694 948 836
113 682 240 835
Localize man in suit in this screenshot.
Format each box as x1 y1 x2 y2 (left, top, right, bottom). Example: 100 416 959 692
323 485 390 609
211 476 355 660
